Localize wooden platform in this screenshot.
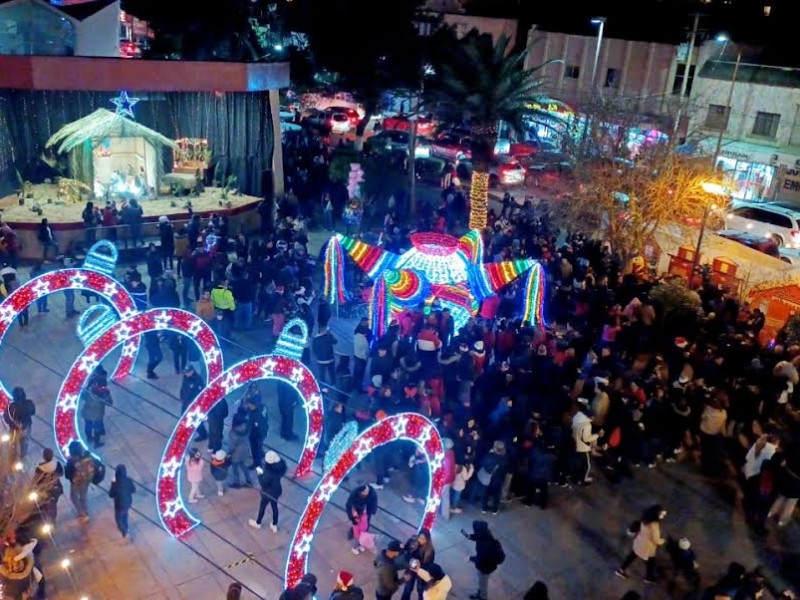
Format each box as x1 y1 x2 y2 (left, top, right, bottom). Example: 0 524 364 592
0 184 262 259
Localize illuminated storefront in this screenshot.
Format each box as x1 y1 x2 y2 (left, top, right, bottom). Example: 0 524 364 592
714 155 774 201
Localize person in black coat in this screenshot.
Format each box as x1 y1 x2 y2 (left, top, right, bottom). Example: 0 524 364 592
108 464 136 540
158 217 175 270
523 424 557 509
463 520 504 600
345 484 378 552
248 450 287 532
278 383 298 441
207 397 229 453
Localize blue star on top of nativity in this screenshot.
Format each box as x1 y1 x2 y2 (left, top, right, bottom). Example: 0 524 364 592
111 91 140 119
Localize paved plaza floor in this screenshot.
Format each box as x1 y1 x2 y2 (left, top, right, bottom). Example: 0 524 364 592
2 251 798 599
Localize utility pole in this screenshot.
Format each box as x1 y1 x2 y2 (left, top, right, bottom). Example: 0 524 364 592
673 12 702 141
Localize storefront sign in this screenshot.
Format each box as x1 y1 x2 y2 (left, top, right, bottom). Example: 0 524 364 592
721 149 754 161
779 168 800 203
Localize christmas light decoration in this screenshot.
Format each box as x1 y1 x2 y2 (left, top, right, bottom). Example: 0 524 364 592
156 322 324 537
82 240 118 275
76 305 118 346
326 231 545 337
521 263 546 326
323 420 358 473
0 264 140 412
468 171 490 230
323 236 346 305
285 412 445 590
110 90 139 119
54 309 223 460
273 318 308 360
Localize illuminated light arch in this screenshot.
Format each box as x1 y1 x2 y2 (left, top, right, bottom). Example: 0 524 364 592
54 308 223 459
156 354 324 537
0 268 140 412
284 413 445 589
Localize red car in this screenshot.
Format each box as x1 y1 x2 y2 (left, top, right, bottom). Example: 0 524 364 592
382 114 436 137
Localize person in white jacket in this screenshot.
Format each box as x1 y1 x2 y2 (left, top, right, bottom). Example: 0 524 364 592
414 563 452 600
571 399 602 485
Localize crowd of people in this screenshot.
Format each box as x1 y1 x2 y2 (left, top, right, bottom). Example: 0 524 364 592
1 155 799 598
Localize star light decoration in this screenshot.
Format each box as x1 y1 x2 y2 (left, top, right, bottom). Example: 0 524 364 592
0 243 142 412
284 413 446 590
156 332 325 538
324 231 546 338
111 90 140 119
53 308 223 462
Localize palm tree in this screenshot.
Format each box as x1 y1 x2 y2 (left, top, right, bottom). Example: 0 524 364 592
427 30 556 229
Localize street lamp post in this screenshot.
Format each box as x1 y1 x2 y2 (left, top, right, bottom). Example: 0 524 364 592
590 17 606 90
690 182 727 282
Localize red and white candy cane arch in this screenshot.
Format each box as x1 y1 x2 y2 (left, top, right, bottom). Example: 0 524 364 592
53 308 224 459
156 353 324 536
0 268 140 412
284 412 446 589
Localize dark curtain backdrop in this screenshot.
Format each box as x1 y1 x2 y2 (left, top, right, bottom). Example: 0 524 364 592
0 90 274 198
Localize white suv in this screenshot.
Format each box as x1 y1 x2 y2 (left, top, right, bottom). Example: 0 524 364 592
724 202 800 248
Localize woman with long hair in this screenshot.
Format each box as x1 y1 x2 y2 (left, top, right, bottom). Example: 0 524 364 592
615 504 667 584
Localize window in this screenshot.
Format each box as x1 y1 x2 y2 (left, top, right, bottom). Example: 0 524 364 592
752 111 780 138
565 64 580 79
604 68 619 88
750 208 791 228
705 104 730 130
672 64 696 96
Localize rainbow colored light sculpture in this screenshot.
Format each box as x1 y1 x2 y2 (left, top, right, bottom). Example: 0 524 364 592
325 231 546 336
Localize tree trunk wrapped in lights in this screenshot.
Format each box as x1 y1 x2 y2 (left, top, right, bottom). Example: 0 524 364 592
469 171 490 229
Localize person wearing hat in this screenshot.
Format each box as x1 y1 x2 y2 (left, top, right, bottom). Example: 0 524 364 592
330 570 364 600
248 450 287 533
375 540 406 600
209 449 229 496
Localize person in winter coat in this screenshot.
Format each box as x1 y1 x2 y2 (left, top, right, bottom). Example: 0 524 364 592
353 318 372 391
413 563 451 600
227 414 253 488
248 450 287 533
523 423 557 509
240 384 268 467
185 448 205 503
767 449 800 527
82 369 111 448
158 216 175 270
451 451 474 514
4 386 35 459
463 520 504 600
33 447 64 523
402 529 435 600
207 397 229 453
474 441 508 515
210 449 229 496
615 504 667 583
441 439 456 520
108 464 136 541
312 325 338 385
571 399 602 485
345 484 378 554
330 570 365 600
64 441 95 523
375 540 406 600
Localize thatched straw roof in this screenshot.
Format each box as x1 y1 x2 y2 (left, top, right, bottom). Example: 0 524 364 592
46 109 179 155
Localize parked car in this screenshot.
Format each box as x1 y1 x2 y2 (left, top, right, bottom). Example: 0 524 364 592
330 106 361 129
301 108 330 132
716 229 781 259
328 110 351 134
516 151 575 184
364 131 432 158
489 156 526 187
507 139 557 156
382 114 437 137
724 201 800 247
778 247 800 266
430 132 472 162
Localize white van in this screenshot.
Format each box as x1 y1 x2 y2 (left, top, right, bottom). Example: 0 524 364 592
724 202 800 248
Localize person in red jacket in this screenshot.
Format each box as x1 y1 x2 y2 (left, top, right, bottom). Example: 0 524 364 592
441 438 457 520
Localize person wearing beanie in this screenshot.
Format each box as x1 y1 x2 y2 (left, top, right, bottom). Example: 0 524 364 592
330 570 364 600
375 540 405 600
249 450 287 533
210 449 229 496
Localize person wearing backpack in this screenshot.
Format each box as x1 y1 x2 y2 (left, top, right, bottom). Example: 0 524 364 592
108 464 136 542
64 442 96 523
462 520 504 600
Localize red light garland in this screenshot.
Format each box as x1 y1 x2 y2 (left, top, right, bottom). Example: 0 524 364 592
156 353 324 537
0 268 140 412
284 413 445 589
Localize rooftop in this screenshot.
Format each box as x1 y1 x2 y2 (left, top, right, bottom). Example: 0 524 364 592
698 59 800 89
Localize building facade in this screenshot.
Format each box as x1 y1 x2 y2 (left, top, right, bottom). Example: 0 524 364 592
687 57 800 203
0 0 120 57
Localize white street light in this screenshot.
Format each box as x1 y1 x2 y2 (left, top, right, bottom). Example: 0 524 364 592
590 17 607 90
